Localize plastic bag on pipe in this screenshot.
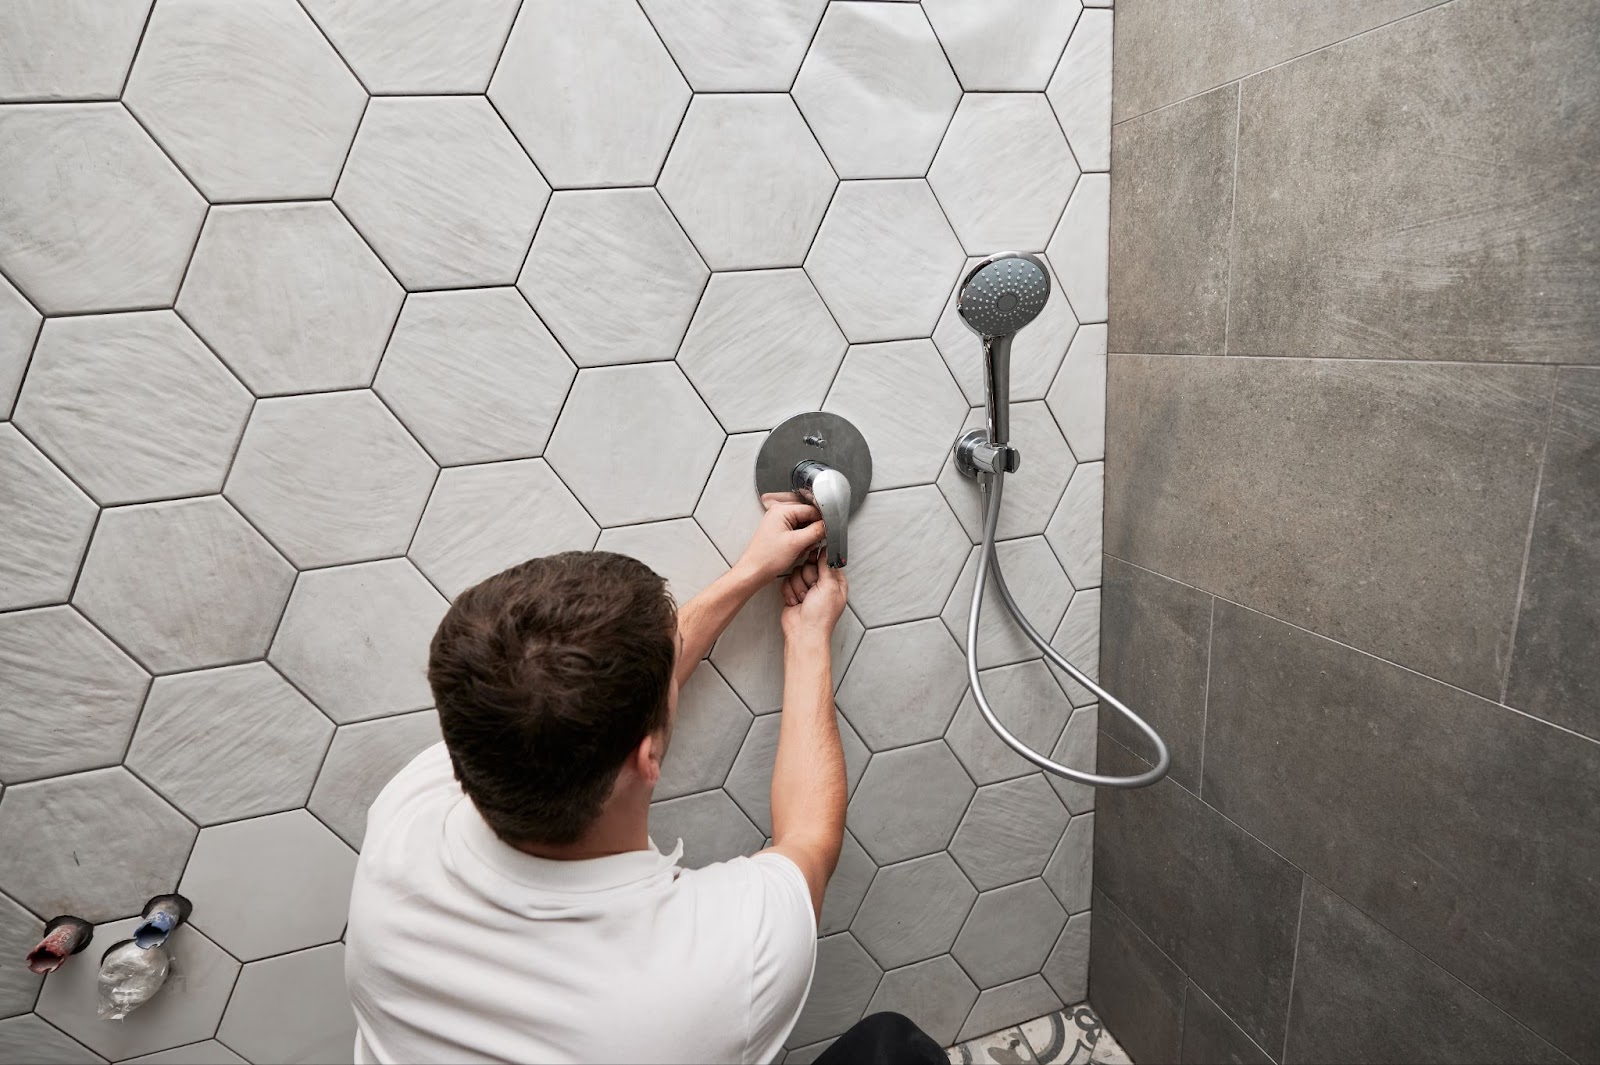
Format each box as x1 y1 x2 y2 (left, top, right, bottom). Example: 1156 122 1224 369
96 939 170 1020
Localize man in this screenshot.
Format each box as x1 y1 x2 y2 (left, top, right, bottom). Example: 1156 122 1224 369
345 499 944 1064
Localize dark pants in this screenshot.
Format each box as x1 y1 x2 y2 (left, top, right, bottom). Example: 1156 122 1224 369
813 1012 946 1065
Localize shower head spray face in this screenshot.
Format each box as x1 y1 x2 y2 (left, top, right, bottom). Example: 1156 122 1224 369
957 252 1051 338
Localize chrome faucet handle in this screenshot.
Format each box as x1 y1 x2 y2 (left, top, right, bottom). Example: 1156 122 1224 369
792 460 851 568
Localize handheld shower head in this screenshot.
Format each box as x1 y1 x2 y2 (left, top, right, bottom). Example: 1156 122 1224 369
956 252 1050 448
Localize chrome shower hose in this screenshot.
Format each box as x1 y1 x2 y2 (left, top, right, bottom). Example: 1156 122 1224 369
966 472 1171 788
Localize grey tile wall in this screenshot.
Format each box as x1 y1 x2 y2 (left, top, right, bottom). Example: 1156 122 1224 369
0 1 1112 1061
1099 0 1600 1062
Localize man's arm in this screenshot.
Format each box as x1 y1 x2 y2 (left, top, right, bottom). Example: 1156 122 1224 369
674 498 825 687
761 560 849 919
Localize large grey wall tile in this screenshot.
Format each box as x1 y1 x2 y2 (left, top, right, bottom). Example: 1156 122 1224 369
309 711 441 849
1087 890 1183 1065
952 879 1066 989
216 944 355 1065
0 768 195 922
789 933 883 1048
1505 368 1600 737
853 853 976 970
336 96 550 289
922 0 1080 92
179 203 405 397
0 426 96 610
1229 0 1600 363
930 94 1078 253
867 956 979 1050
269 559 447 723
0 104 206 315
950 775 1069 891
1095 739 1301 1052
1106 85 1236 356
17 312 251 505
226 391 437 570
0 0 151 101
1110 0 1438 120
0 274 39 419
824 339 970 491
1285 880 1565 1065
849 741 975 865
0 607 147 784
492 0 688 186
1105 354 1552 697
126 663 331 825
1204 602 1600 1059
1098 557 1211 791
836 620 968 752
1181 982 1273 1065
638 0 825 93
299 0 520 94
74 498 295 674
520 189 706 368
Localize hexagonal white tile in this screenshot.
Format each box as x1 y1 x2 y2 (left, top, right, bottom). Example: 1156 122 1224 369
1046 463 1103 590
836 621 967 751
952 879 1066 988
677 270 847 433
0 1013 102 1063
655 667 752 802
723 711 869 835
658 95 837 270
178 202 405 397
74 498 295 674
0 891 43 1019
124 0 365 201
226 391 437 569
806 180 964 343
546 363 724 527
595 519 729 605
216 944 355 1065
1047 323 1106 462
852 852 976 970
946 660 1073 787
490 0 688 187
848 740 974 865
374 289 575 465
125 663 331 825
648 789 762 870
408 458 598 598
299 0 520 93
336 96 550 289
0 607 147 783
1050 589 1100 706
1046 173 1110 324
792 2 960 179
866 955 979 1050
820 830 875 937
709 581 864 714
929 94 1079 253
822 339 968 490
0 274 39 419
693 433 768 565
934 256 1079 406
844 487 970 627
788 933 883 1048
35 917 238 1061
181 809 356 960
16 312 251 505
941 537 1073 666
309 710 440 848
950 775 1069 891
1048 9 1112 173
0 426 95 610
0 0 152 101
520 189 707 368
0 104 206 315
638 0 826 91
1047 705 1096 814
939 403 1076 542
270 559 447 724
0 767 195 922
1043 813 1092 913
922 0 1082 91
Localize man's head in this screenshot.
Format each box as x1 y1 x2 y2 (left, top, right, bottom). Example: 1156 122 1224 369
428 551 678 847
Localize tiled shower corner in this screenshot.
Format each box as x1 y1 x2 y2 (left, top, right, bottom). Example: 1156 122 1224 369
0 1 1112 1061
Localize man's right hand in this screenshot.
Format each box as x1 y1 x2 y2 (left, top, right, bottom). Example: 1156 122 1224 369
780 554 847 642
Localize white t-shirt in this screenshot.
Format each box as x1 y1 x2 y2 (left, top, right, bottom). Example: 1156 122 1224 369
345 743 817 1065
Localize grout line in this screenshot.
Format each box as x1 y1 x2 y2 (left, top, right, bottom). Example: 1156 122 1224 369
1499 369 1562 703
1221 84 1241 356
1278 875 1308 1062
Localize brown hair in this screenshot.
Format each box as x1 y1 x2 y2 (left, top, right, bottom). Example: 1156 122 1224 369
428 551 677 846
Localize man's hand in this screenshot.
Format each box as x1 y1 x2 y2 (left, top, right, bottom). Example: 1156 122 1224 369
780 554 847 642
736 494 828 584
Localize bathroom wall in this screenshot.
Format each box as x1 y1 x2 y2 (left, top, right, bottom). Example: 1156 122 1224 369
0 2 1112 1061
1094 1 1599 1062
